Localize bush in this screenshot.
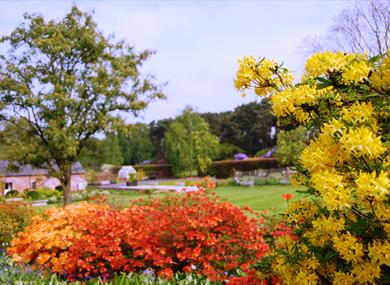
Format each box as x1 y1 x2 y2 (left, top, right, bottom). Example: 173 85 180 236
4 190 19 197
275 126 308 166
215 143 245 160
0 201 32 248
235 51 390 284
9 192 269 282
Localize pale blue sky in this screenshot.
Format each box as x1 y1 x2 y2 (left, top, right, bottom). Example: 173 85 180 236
1 0 350 123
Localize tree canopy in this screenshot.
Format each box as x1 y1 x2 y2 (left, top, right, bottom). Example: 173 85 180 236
0 6 164 204
164 108 219 177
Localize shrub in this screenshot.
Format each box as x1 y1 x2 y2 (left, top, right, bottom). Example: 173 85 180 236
0 201 32 248
275 126 308 166
9 192 269 282
235 51 390 284
5 190 19 197
215 143 245 160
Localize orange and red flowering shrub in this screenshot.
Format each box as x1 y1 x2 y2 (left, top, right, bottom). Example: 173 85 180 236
8 191 270 282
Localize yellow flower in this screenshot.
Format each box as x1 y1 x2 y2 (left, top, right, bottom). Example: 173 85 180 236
322 119 344 137
371 52 390 90
368 240 390 267
339 126 386 159
235 56 294 96
312 215 345 234
342 60 371 83
333 233 364 263
293 269 318 285
304 51 355 78
351 261 381 284
341 101 375 125
333 272 354 285
355 171 389 201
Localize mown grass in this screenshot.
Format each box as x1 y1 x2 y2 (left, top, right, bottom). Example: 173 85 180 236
107 184 306 212
32 184 306 215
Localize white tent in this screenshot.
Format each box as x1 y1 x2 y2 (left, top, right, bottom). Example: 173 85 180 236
118 166 137 179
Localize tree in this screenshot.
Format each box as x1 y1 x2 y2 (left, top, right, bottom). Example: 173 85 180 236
78 137 103 170
201 101 276 156
101 134 124 166
275 126 308 166
0 7 164 205
303 0 390 56
117 123 155 165
164 108 219 177
149 119 172 160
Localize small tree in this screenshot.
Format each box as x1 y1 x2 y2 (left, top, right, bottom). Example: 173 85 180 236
275 126 308 166
164 108 219 177
0 7 164 205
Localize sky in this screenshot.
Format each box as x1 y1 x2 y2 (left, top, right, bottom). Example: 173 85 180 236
0 0 351 123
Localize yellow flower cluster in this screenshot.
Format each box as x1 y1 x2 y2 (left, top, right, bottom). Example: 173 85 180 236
271 85 317 122
333 232 364 263
371 52 390 90
235 50 389 284
304 51 371 84
300 133 347 173
342 60 371 83
339 126 386 159
341 101 374 125
356 171 389 202
234 56 294 97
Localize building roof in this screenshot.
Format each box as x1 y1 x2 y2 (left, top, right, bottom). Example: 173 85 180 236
0 160 85 177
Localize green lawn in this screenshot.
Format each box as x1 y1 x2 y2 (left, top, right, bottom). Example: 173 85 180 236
107 185 306 213
32 185 307 215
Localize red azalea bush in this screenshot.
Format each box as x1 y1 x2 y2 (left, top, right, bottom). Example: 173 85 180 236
10 191 270 282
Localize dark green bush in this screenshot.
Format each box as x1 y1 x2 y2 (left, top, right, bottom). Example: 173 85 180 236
4 190 19 197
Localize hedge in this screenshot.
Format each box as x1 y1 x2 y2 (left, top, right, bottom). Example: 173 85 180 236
133 164 173 179
210 158 279 178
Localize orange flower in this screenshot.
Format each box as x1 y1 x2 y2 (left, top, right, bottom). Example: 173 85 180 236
282 193 293 201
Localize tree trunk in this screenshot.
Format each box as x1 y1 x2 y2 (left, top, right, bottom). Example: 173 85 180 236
63 174 72 206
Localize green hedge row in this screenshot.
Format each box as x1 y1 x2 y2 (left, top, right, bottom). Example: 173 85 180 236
210 158 279 178
133 164 173 179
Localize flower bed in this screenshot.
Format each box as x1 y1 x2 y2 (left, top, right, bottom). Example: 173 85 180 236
8 191 270 282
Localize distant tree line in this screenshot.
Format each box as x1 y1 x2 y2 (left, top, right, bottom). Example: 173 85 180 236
74 99 277 170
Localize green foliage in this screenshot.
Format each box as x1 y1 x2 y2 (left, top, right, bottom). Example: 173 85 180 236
215 143 245 160
0 6 164 205
24 188 62 202
118 123 155 165
202 100 276 156
79 138 104 170
102 134 124 166
0 201 32 247
164 108 219 177
4 190 19 197
1 248 217 284
253 177 281 185
275 126 308 166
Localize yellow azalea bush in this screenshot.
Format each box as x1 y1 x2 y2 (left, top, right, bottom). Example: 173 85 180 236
235 51 389 284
